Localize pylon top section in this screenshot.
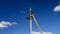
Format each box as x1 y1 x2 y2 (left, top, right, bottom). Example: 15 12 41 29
30 8 32 11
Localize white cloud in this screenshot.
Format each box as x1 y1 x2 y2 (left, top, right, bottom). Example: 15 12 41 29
32 31 52 34
53 5 60 12
0 21 17 29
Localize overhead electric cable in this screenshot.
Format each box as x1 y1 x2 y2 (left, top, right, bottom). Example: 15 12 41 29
32 14 43 34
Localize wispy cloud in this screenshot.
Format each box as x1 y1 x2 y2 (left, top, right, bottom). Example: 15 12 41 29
53 5 60 12
0 21 17 29
32 31 52 34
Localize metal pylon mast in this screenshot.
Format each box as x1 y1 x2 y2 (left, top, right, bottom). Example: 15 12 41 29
26 8 43 34
30 8 33 34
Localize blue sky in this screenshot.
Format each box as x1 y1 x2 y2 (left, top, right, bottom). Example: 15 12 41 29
0 0 60 34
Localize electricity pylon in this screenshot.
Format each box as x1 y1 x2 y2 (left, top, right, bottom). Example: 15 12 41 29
26 8 43 34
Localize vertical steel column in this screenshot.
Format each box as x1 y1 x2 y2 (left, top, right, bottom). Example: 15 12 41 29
30 8 32 34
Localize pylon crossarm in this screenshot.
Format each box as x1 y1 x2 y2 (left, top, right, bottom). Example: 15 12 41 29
32 14 43 34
